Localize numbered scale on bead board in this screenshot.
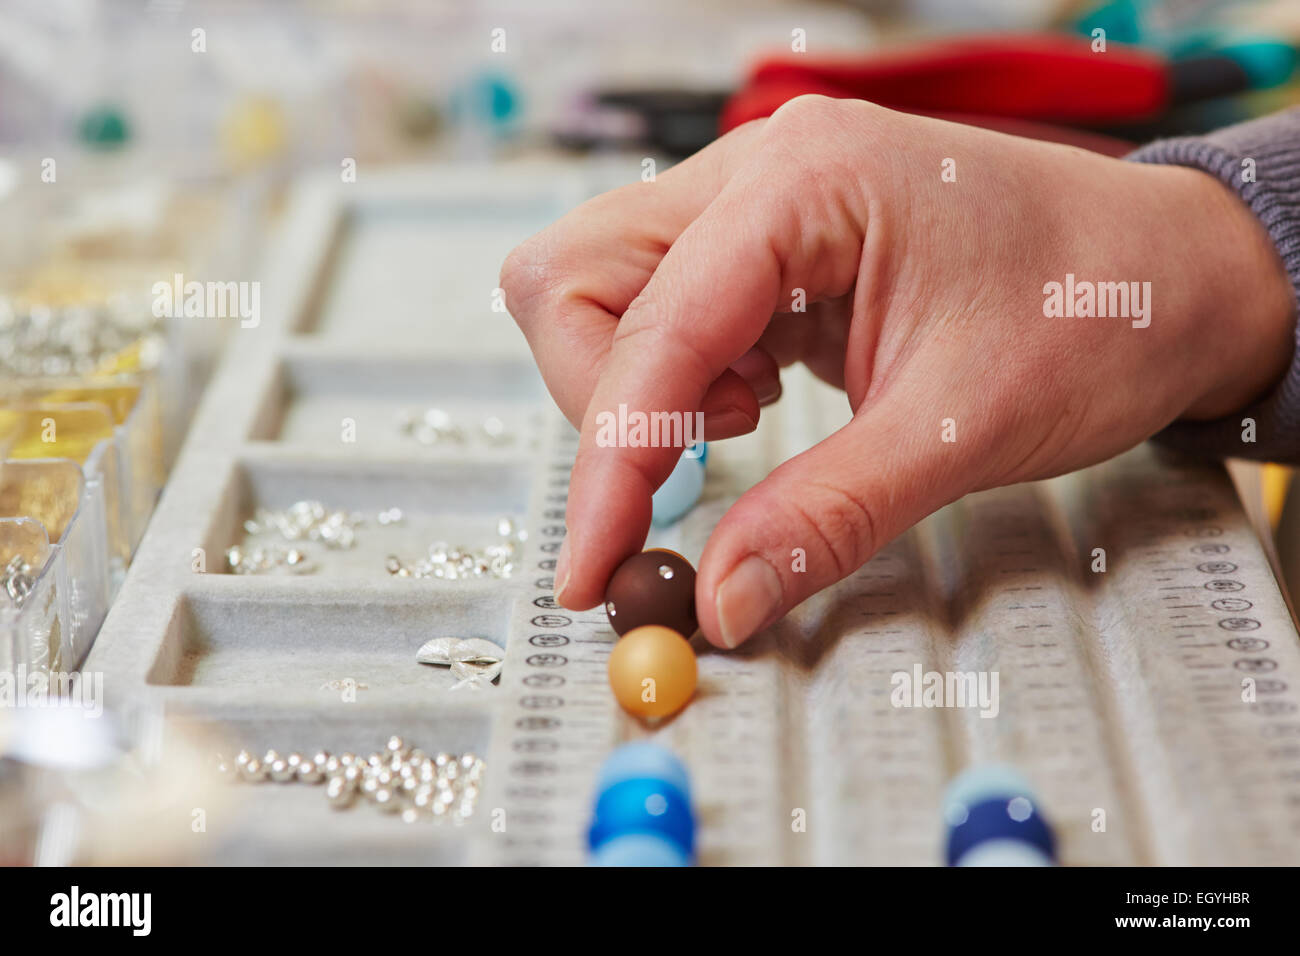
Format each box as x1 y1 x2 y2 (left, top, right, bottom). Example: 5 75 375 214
470 367 1300 866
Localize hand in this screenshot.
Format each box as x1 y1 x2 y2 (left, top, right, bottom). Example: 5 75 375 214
500 95 1295 649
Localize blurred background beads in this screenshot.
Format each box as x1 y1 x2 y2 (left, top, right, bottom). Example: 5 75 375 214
396 407 517 448
0 297 164 379
225 544 315 575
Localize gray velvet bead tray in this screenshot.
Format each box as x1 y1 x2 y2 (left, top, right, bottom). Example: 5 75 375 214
84 163 1300 866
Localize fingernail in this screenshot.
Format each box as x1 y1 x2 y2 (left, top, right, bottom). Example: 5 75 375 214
702 407 758 441
754 378 782 406
715 555 783 649
554 536 572 605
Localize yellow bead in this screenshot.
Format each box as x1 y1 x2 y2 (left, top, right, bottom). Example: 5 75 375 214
607 625 697 719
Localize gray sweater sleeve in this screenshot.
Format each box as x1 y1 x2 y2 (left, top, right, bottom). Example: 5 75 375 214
1127 108 1300 462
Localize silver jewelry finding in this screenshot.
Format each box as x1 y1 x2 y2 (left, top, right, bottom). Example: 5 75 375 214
2 554 36 608
216 738 484 822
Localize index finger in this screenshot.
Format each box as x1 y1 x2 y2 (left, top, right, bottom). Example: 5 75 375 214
555 179 792 610
500 121 767 427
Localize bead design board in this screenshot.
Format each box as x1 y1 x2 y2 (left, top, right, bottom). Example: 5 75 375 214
86 164 1300 865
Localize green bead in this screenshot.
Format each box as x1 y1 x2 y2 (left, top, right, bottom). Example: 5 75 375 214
79 105 130 149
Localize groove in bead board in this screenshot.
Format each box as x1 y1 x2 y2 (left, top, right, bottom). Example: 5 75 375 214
81 166 1300 865
472 367 1300 865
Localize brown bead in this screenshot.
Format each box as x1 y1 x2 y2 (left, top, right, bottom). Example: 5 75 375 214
604 549 697 637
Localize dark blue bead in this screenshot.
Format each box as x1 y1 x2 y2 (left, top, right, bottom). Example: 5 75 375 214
945 796 1056 866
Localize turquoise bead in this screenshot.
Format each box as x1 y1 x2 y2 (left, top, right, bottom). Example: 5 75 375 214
651 446 706 527
595 741 691 797
590 832 689 867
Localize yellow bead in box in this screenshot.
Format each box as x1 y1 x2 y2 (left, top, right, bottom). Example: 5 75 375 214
0 459 84 542
0 403 115 465
0 515 50 570
14 384 141 426
222 95 288 170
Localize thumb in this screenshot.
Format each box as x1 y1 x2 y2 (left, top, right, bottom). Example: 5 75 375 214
696 383 972 648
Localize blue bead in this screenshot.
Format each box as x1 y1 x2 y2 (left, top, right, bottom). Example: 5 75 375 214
590 832 690 867
588 778 695 857
945 796 1056 866
943 766 1057 867
651 447 706 527
595 742 692 798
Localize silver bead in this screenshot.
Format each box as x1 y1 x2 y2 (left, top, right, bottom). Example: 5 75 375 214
270 758 294 782
327 777 357 809
240 757 268 782
373 788 400 813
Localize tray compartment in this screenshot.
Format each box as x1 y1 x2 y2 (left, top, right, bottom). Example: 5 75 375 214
147 586 510 691
206 454 530 579
250 354 545 453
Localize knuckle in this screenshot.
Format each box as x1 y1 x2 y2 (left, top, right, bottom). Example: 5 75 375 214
614 307 714 387
499 235 565 323
765 93 852 133
788 477 879 580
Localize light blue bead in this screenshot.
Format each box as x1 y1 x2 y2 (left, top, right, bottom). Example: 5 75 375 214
590 832 690 867
595 742 691 798
943 764 1038 826
955 838 1054 868
652 447 706 527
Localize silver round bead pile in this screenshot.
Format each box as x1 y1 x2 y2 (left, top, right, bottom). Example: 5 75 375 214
230 505 403 575
216 736 484 823
395 408 515 447
243 500 364 549
2 554 36 607
225 544 315 575
385 517 524 580
0 296 163 378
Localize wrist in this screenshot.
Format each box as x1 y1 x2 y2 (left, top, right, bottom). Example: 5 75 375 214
1165 164 1295 420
